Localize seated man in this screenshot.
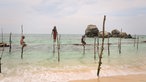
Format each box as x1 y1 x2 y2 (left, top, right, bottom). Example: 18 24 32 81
20 35 27 48
81 35 86 46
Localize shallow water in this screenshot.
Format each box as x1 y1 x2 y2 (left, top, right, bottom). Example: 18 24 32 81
0 34 146 82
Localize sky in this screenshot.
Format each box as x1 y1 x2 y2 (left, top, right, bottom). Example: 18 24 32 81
0 0 146 35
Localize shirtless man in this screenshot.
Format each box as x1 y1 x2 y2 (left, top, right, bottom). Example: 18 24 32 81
20 35 26 48
81 35 86 46
52 26 58 42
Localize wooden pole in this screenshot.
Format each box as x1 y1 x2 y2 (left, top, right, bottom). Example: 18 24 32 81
97 36 99 57
134 35 136 47
83 45 85 55
57 35 61 62
107 35 110 56
120 29 122 53
1 28 3 43
53 42 55 56
137 36 139 50
0 48 4 73
118 29 122 54
0 28 4 73
21 25 23 36
97 15 106 76
94 37 96 61
81 35 86 55
0 57 1 73
21 25 23 59
21 47 23 59
118 38 121 54
9 32 12 53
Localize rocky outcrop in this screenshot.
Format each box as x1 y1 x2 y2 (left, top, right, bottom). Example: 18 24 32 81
111 29 132 38
99 31 111 38
84 25 132 38
120 32 132 38
126 34 132 38
111 29 120 37
120 32 127 38
85 24 99 37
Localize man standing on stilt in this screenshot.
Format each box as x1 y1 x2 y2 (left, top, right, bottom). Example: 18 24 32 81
52 26 58 42
51 26 58 55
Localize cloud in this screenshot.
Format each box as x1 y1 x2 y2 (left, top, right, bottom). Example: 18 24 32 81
0 0 146 34
33 0 81 17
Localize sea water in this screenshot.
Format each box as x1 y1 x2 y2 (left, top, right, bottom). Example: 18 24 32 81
0 34 146 82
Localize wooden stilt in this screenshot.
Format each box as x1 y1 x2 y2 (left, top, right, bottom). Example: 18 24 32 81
97 15 106 76
21 25 23 36
107 35 110 56
137 36 139 50
21 25 23 59
94 37 96 61
118 39 121 54
53 42 55 56
134 35 136 47
81 35 86 55
21 47 23 59
9 32 12 53
0 28 4 73
97 36 99 57
0 46 4 73
57 35 61 62
0 58 1 73
83 45 85 55
118 38 119 53
0 48 4 73
118 29 122 54
1 28 3 44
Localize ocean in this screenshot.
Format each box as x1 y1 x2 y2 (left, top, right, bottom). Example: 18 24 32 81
0 34 146 82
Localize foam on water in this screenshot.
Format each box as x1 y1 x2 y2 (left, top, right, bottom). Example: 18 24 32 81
1 64 146 82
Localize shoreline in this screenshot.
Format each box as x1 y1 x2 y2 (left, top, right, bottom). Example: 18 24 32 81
69 74 146 82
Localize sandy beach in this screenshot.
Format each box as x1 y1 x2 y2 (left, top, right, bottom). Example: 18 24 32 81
70 74 146 82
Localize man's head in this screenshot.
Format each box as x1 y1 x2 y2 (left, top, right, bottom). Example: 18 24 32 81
22 35 25 39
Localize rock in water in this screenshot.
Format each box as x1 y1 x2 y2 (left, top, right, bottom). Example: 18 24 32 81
126 34 132 38
120 32 127 38
85 24 99 37
99 31 111 38
111 29 132 38
111 29 120 37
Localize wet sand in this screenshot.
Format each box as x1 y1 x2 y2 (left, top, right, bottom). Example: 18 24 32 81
70 74 146 82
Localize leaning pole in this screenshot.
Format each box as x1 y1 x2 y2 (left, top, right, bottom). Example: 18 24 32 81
97 15 106 76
